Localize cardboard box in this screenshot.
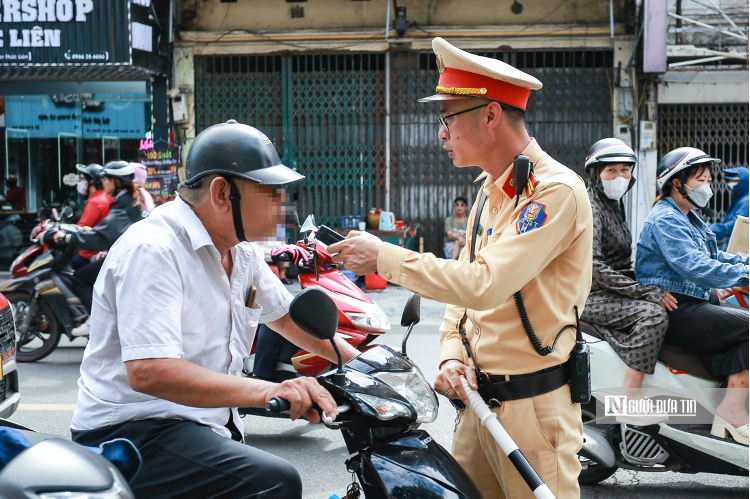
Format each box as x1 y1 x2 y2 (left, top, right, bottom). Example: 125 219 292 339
726 215 749 255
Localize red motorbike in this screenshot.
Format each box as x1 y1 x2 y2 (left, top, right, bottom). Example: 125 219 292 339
243 227 390 387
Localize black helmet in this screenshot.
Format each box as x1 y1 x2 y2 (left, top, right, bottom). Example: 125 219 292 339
185 120 304 186
76 163 104 188
584 138 637 176
656 147 719 190
102 160 135 185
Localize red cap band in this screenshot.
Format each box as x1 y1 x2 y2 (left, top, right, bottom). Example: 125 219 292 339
438 68 531 110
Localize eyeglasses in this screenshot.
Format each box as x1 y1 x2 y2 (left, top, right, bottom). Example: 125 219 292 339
438 103 490 130
454 202 467 207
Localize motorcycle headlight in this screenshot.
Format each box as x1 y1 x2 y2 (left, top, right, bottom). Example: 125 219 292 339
373 369 439 424
357 393 412 420
39 469 134 499
331 292 391 332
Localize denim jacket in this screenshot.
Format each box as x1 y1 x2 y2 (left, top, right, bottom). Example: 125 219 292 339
635 196 749 300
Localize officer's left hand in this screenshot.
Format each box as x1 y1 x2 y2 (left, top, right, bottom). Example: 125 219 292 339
328 230 383 276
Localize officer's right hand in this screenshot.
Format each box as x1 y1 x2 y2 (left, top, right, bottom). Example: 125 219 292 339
434 360 478 406
264 377 338 423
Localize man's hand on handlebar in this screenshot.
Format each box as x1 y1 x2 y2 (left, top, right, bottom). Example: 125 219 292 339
263 377 338 423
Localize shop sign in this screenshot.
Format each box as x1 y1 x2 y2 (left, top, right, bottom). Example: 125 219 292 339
4 94 148 139
0 0 130 65
138 146 180 205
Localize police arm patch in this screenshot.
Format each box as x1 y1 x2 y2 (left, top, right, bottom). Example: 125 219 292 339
516 202 547 234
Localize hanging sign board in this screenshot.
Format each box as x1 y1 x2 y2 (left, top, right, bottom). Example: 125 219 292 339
138 145 180 206
0 1 130 65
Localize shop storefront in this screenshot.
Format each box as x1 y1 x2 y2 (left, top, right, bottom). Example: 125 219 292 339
0 0 168 214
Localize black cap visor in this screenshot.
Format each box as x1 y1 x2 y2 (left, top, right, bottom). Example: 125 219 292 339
242 164 305 186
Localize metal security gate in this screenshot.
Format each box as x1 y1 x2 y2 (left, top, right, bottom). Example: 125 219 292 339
390 49 613 254
195 54 384 229
658 103 749 222
196 49 613 253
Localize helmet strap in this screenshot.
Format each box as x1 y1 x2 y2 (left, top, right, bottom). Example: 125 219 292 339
223 176 247 243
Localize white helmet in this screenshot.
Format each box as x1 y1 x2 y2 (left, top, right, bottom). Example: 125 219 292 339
656 147 720 190
584 138 637 174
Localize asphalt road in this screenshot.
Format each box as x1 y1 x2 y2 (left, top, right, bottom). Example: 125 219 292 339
8 284 749 498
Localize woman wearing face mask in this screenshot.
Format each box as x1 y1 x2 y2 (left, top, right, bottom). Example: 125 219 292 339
72 163 113 270
580 138 675 425
636 147 749 445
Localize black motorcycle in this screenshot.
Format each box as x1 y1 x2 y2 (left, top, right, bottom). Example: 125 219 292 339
0 207 88 362
267 289 483 498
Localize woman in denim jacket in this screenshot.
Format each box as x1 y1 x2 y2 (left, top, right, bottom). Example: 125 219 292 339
581 139 675 425
636 147 749 446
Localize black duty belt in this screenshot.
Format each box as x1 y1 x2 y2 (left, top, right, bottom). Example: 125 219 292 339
478 364 570 407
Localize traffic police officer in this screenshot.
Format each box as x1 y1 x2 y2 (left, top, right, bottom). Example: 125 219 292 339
330 38 593 498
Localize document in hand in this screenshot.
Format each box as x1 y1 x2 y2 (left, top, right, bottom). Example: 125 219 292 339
726 215 749 254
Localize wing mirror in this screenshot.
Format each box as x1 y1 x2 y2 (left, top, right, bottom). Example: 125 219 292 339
289 288 346 385
400 293 421 357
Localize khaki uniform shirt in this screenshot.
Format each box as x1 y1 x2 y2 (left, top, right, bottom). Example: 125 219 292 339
378 138 593 375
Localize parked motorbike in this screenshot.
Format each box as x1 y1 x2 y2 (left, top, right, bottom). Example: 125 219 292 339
0 418 138 498
242 215 390 388
0 207 89 362
8 207 67 279
577 325 749 485
267 288 483 498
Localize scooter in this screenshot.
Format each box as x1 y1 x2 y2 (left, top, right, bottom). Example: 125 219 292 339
577 325 749 485
8 208 58 279
0 418 138 498
267 289 484 498
242 215 390 384
0 207 89 362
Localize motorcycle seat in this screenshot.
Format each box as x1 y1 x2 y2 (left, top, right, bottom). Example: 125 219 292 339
581 322 721 382
658 343 722 381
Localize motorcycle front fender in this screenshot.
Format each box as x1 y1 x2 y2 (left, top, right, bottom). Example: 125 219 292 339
357 430 481 499
581 426 616 468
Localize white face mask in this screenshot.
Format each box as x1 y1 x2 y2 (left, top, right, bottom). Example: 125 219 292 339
77 180 89 196
686 184 713 208
727 181 739 189
601 176 630 200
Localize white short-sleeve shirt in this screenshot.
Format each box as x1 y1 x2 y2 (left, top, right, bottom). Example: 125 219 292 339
71 196 293 438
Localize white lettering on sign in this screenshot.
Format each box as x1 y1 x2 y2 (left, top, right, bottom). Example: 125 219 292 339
8 26 59 46
131 21 151 52
1 0 93 22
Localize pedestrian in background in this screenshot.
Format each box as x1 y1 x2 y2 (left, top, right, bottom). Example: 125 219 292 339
444 196 468 259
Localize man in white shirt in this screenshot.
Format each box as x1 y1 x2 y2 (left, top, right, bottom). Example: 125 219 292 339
71 120 359 499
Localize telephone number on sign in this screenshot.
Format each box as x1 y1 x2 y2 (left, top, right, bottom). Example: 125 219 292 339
66 53 107 60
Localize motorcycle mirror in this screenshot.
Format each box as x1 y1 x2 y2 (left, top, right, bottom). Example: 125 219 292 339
400 293 421 357
60 206 74 220
289 289 346 384
290 288 338 341
400 293 421 327
300 215 317 234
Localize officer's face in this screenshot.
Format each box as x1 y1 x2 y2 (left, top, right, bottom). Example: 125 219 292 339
437 100 487 168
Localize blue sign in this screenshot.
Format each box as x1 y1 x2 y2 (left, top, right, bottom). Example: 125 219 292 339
5 93 148 139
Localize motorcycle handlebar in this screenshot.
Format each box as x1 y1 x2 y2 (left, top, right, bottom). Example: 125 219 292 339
266 397 290 413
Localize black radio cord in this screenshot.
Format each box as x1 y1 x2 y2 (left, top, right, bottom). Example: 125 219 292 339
513 291 571 356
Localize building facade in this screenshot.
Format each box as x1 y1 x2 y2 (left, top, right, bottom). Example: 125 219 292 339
0 0 170 215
